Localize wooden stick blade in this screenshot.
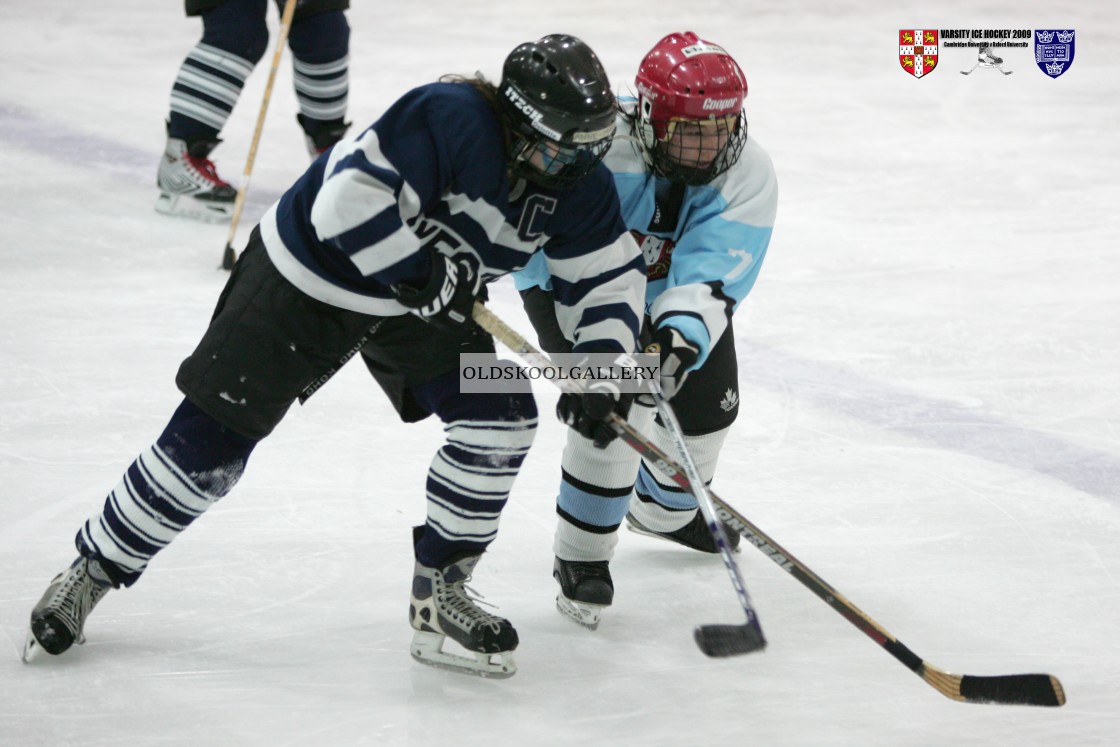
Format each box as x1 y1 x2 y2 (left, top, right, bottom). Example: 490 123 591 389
221 242 237 271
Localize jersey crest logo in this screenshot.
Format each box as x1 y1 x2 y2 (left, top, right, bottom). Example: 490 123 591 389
899 29 939 78
634 231 676 281
1034 29 1075 78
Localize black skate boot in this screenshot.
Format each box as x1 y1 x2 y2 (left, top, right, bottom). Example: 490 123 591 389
155 132 237 223
298 114 351 159
626 509 741 554
553 557 613 631
23 556 115 662
409 529 518 678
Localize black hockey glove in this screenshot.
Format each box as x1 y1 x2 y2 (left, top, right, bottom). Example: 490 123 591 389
557 380 634 449
394 251 481 334
649 326 700 401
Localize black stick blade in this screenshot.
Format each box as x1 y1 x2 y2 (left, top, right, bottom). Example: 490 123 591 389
694 624 767 658
221 243 237 271
958 673 1066 707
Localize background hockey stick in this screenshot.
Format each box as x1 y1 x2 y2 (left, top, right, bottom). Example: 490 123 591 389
472 303 765 657
220 0 299 271
960 63 979 75
473 302 1065 705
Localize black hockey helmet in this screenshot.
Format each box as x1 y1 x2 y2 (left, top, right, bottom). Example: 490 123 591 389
499 34 617 188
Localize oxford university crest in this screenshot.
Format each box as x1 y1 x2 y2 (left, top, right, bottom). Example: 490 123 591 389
1035 29 1075 78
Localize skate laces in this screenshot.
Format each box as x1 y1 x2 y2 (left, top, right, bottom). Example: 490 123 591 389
438 574 505 634
568 560 611 583
185 153 229 187
42 562 109 636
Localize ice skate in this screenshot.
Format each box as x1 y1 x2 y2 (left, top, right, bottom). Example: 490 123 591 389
409 550 518 679
23 556 114 663
625 509 742 554
298 114 350 159
553 557 613 631
155 135 237 222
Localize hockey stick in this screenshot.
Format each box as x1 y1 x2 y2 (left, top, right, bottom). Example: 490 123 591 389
646 389 766 656
960 64 979 75
471 303 765 657
220 0 299 271
710 497 1064 706
473 302 1066 705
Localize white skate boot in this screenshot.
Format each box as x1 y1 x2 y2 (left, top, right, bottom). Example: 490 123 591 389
155 135 237 222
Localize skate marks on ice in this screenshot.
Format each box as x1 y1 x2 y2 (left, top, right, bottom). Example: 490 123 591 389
742 341 1120 503
0 102 281 214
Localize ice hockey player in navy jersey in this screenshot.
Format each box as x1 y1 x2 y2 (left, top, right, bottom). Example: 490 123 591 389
156 0 353 222
515 31 779 630
24 35 645 679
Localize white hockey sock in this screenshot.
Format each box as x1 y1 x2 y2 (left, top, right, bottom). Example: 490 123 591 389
630 426 730 532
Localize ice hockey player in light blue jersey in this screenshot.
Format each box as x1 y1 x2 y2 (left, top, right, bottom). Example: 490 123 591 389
515 31 778 630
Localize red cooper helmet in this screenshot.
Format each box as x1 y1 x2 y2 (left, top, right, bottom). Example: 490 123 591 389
634 32 748 184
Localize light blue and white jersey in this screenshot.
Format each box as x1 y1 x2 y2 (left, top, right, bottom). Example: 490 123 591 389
260 82 645 355
514 109 778 367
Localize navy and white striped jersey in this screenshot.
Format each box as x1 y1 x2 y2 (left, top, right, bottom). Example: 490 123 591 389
259 81 644 354
514 107 778 368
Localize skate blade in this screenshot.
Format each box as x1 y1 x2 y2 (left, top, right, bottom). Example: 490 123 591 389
625 522 742 554
154 193 233 224
625 521 668 543
555 594 605 631
410 630 516 679
22 629 41 663
22 618 86 663
20 626 66 663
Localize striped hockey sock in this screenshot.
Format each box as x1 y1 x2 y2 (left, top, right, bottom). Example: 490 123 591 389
414 416 537 568
75 399 257 586
168 42 255 138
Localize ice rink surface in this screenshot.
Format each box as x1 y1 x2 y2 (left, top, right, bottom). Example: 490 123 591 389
2 1 1118 744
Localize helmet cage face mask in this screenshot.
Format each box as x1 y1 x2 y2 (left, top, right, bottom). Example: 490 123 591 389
634 32 748 185
637 100 746 185
503 82 615 189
